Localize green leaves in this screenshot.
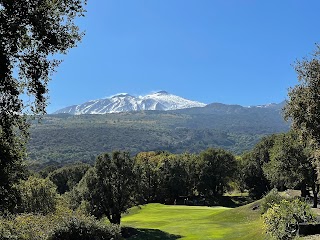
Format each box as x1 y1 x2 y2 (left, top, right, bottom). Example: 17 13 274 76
263 132 312 190
263 198 315 240
81 151 138 224
0 0 86 213
0 200 120 240
17 176 58 214
198 148 237 197
48 163 90 194
284 45 320 146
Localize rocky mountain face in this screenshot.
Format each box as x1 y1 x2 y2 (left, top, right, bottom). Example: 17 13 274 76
54 91 206 114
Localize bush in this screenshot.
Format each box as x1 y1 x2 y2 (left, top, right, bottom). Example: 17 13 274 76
48 217 121 240
17 176 58 214
260 188 285 214
0 200 120 240
0 214 48 240
263 198 315 240
0 217 18 240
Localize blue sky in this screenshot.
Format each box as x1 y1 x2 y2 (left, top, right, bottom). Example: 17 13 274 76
47 0 320 113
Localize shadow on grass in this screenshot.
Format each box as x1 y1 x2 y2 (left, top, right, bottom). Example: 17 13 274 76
122 227 182 240
214 196 252 208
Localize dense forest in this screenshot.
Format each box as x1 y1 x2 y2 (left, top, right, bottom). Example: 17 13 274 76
28 102 289 166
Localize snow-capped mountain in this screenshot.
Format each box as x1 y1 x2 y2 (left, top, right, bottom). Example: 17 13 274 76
53 91 207 115
248 101 286 109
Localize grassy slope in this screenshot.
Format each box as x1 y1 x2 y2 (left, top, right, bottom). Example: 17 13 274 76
121 202 267 240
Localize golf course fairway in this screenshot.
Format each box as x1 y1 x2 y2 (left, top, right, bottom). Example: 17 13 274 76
121 202 266 240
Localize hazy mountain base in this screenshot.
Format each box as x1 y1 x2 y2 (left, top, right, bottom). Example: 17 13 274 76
27 104 289 165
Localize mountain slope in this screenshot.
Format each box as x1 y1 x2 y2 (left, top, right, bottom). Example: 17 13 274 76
53 91 206 114
28 101 289 165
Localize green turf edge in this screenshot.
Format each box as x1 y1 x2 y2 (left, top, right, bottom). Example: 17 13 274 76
121 201 267 240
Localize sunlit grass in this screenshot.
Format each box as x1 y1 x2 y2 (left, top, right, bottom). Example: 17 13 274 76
121 201 267 240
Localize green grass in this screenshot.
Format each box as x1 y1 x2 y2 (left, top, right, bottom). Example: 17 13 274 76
121 202 267 240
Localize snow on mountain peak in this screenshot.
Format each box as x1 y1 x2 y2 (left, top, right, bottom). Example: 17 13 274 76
54 91 206 115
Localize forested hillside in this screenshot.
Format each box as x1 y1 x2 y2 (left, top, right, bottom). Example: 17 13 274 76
28 103 289 165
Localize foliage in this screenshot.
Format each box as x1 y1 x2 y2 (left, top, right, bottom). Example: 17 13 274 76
47 217 121 240
198 148 237 196
0 199 115 240
63 182 88 213
39 165 60 178
0 218 16 240
260 188 286 214
135 151 163 203
27 104 289 165
0 0 86 213
0 135 26 214
64 149 239 207
284 44 320 148
239 135 276 198
16 176 58 214
263 132 313 193
240 132 316 201
48 163 90 194
81 151 138 224
263 198 315 240
139 151 240 204
283 45 320 208
156 153 200 203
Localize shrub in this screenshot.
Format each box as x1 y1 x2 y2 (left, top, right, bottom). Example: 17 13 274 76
263 198 315 240
0 214 48 240
47 217 121 240
0 200 120 240
0 217 18 240
17 176 58 214
260 188 285 214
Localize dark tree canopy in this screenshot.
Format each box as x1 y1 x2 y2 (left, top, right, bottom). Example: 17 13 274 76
263 132 312 191
82 152 138 224
0 0 86 212
239 135 275 198
198 148 236 197
284 44 320 147
284 45 320 207
48 163 90 194
0 0 86 131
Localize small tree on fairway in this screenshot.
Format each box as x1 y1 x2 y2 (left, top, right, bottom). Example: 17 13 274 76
83 151 138 224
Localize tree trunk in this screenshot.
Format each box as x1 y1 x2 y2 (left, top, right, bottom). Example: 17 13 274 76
301 181 307 198
312 182 318 208
110 213 121 225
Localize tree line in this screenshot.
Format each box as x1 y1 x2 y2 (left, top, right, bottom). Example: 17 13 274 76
10 129 315 227
45 148 237 224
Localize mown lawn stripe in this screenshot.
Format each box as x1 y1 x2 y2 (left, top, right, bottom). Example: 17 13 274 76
121 202 266 239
